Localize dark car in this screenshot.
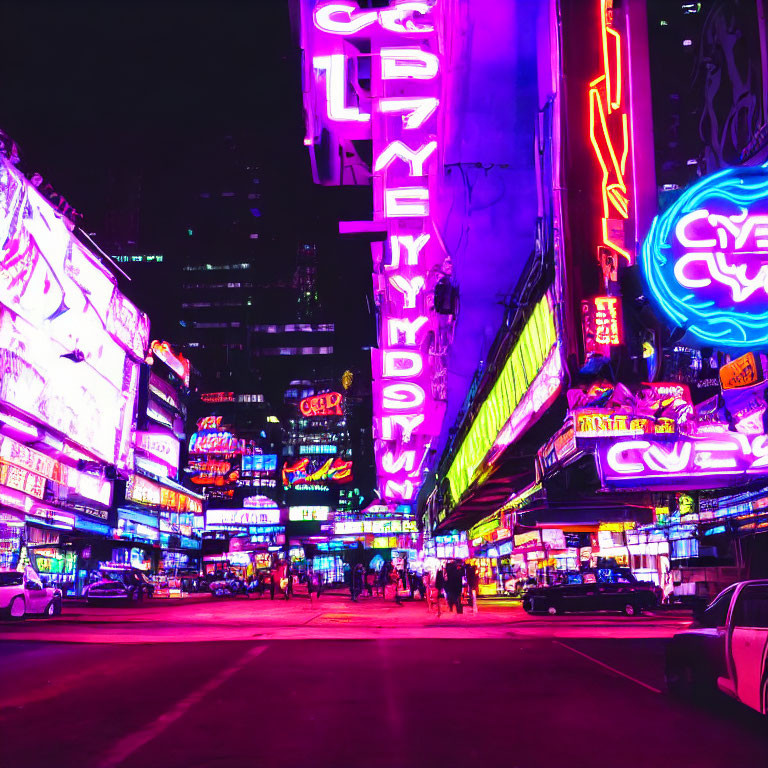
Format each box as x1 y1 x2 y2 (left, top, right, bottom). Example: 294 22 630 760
84 567 154 604
522 569 657 616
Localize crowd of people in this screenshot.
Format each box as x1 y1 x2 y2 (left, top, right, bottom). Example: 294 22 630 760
237 556 481 614
348 558 479 614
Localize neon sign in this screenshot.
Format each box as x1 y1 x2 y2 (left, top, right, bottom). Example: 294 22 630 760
150 340 190 386
206 508 280 527
596 432 768 490
642 164 768 347
720 352 764 390
582 295 623 356
289 506 331 521
300 0 450 504
135 429 180 478
574 411 675 438
282 456 353 486
588 0 633 265
299 391 343 417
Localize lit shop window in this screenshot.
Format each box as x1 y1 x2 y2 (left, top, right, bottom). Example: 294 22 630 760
251 323 336 333
237 394 264 403
259 346 333 356
183 263 250 272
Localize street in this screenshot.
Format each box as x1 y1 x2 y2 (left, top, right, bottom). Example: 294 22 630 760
1 596 765 768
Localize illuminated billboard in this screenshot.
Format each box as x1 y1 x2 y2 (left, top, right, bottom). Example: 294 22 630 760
300 391 343 417
206 508 281 527
0 154 146 469
282 456 353 487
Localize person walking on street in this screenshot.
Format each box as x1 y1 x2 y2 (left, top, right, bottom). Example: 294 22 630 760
351 563 365 601
434 565 446 616
378 562 390 599
465 561 479 614
389 562 403 605
445 559 464 614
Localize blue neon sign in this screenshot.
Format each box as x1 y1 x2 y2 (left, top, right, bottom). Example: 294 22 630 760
642 163 768 348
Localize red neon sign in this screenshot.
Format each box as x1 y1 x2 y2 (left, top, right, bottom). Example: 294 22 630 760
582 296 623 356
299 391 343 417
588 0 632 266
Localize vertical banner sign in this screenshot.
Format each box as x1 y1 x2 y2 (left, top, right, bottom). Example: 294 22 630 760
588 0 634 267
300 1 450 504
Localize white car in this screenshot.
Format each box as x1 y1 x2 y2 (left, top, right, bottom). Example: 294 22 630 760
666 579 768 714
0 566 62 620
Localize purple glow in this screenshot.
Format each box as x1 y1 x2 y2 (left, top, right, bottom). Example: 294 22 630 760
302 0 449 504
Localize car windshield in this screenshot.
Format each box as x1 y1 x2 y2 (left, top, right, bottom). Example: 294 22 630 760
0 572 23 587
101 570 130 583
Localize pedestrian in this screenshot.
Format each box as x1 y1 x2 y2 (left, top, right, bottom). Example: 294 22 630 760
445 559 464 614
351 563 365 601
434 565 446 616
465 561 479 613
365 567 375 597
389 562 403 605
378 562 390 599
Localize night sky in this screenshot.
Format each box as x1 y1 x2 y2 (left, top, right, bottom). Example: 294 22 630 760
2 0 374 349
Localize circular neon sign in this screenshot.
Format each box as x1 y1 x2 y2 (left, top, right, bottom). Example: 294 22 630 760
642 163 768 348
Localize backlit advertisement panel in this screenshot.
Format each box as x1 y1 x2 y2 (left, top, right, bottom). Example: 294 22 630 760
135 428 180 479
206 508 281 527
0 154 145 468
0 307 138 469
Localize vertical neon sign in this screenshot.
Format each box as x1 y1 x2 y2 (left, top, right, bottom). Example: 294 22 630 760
301 1 448 503
588 0 633 267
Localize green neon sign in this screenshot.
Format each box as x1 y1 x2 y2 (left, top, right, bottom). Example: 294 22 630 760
445 293 558 504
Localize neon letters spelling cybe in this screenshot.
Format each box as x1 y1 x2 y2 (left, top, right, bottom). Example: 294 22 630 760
588 0 633 265
642 164 768 348
300 391 343 417
302 0 448 503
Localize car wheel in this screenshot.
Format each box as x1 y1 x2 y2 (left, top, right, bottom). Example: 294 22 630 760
523 598 534 614
547 604 560 616
623 602 639 617
8 596 25 620
135 589 143 603
45 599 60 617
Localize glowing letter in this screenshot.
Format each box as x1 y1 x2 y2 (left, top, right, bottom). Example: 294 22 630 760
379 97 439 129
387 316 428 346
385 188 429 217
383 350 423 377
389 275 425 308
381 450 417 474
314 2 377 34
381 48 439 80
314 55 370 123
382 383 425 411
375 141 437 177
387 234 430 269
675 209 716 248
605 441 649 474
384 479 415 500
379 3 434 33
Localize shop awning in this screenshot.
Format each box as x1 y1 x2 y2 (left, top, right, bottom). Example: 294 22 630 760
515 501 654 529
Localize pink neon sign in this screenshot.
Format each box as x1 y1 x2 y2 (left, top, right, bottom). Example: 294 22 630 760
301 0 449 504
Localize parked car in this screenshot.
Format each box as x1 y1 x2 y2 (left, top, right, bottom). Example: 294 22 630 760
665 579 768 715
522 569 657 616
84 566 154 604
0 566 62 620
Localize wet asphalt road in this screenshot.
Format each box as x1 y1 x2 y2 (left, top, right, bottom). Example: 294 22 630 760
1 599 766 768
